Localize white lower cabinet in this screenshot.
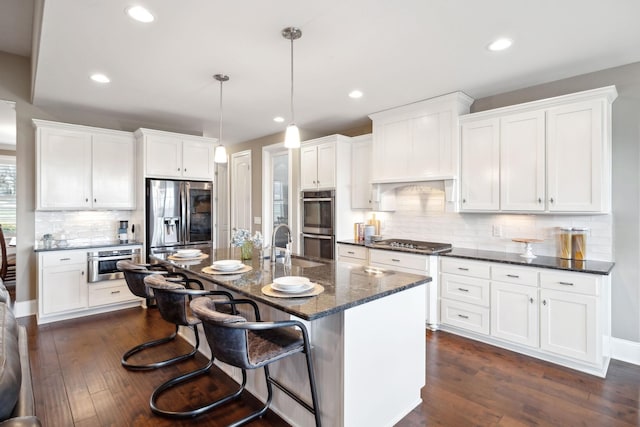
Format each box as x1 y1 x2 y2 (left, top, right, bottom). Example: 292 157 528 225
440 256 610 376
37 248 141 324
337 244 368 266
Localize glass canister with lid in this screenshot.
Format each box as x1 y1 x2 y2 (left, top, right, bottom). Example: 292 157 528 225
559 227 573 259
572 227 588 260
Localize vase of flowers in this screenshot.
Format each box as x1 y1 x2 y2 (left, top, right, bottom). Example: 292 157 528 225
231 228 263 260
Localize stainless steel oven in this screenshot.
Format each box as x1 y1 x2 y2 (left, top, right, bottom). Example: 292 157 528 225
87 248 142 283
301 190 335 259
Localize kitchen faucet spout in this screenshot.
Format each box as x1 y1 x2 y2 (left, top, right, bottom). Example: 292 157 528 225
271 224 292 263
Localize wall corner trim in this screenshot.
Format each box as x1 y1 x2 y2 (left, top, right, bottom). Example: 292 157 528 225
611 337 640 366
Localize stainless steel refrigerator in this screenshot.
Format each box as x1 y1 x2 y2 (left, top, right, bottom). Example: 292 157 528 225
146 179 213 254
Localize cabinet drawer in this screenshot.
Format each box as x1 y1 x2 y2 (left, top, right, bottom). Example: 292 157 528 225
338 244 368 260
540 271 599 296
440 257 490 279
89 282 137 307
441 273 490 306
369 249 428 272
440 299 490 335
41 251 87 267
491 265 538 287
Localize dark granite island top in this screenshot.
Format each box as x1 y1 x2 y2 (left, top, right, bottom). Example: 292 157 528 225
151 246 431 321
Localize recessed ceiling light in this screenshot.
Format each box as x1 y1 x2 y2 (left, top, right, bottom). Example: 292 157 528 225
349 90 363 99
488 38 513 52
273 116 285 123
90 73 110 83
126 5 155 23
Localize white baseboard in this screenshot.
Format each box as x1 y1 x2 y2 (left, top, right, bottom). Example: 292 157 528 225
14 299 37 318
611 337 640 366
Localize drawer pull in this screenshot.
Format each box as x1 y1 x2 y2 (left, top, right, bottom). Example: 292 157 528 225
111 290 121 295
457 288 470 292
347 251 355 255
391 259 401 262
457 267 469 271
457 314 469 319
506 274 520 278
558 281 574 286
60 257 71 261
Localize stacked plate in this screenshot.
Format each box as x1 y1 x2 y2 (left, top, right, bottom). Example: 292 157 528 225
174 249 202 258
211 259 244 272
271 276 314 294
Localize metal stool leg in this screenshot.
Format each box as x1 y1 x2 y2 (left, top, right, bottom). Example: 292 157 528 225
121 324 199 371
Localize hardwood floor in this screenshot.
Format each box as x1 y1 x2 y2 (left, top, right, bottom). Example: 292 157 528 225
20 307 640 426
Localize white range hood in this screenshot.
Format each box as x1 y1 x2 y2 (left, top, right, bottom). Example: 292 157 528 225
370 177 458 212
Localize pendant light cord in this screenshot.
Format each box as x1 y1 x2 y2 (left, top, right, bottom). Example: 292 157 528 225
219 79 224 142
289 35 295 124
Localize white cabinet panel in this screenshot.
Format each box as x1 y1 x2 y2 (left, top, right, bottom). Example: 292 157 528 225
301 142 336 190
500 111 546 211
39 251 88 315
145 133 182 177
441 274 490 306
351 135 373 209
460 118 500 211
182 140 215 179
491 281 538 347
440 299 490 335
92 133 135 209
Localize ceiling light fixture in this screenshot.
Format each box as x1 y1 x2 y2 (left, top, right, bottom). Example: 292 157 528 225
126 6 155 23
488 38 513 51
273 116 285 123
90 73 110 83
213 74 229 164
349 90 363 99
282 26 302 149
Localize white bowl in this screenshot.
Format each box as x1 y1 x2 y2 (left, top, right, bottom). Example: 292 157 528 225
273 276 310 290
175 249 201 257
212 259 243 271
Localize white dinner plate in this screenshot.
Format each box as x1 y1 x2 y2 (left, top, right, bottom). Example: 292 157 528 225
271 282 315 293
212 260 243 271
272 276 311 290
175 249 202 258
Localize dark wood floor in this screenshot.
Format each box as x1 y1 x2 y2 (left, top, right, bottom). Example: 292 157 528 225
20 307 640 427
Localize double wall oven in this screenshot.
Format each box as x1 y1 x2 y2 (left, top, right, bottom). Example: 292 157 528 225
301 190 335 259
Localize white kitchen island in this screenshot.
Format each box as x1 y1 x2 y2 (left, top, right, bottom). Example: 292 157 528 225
153 247 430 427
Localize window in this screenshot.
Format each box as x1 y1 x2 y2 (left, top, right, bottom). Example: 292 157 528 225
0 156 16 236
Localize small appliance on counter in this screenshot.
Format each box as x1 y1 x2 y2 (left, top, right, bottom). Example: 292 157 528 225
118 220 129 243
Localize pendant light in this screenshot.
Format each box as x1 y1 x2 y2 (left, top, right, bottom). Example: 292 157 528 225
213 74 229 164
282 27 302 149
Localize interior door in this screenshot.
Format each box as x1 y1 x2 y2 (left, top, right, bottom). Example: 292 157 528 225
230 150 252 234
216 162 229 247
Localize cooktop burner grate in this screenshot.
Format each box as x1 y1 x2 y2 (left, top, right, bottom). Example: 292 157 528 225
371 239 452 254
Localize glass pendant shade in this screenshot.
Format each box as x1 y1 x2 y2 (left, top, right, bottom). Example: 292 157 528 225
284 123 300 148
214 144 227 163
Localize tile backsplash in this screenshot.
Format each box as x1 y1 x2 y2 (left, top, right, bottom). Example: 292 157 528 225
35 210 144 245
364 185 613 261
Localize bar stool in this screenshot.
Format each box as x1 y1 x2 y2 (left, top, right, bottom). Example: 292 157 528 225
116 260 203 371
190 296 322 427
144 274 242 419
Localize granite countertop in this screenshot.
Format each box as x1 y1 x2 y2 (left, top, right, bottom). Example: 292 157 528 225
34 240 144 252
151 246 431 321
336 240 614 275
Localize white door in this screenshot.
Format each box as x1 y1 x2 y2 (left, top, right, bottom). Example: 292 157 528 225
262 144 295 253
491 281 538 347
230 150 252 233
460 118 500 211
216 162 229 247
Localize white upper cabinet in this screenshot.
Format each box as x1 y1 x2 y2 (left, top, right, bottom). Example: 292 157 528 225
301 140 336 190
500 110 546 211
460 118 500 211
459 86 617 214
137 128 216 181
369 92 473 183
547 100 605 212
35 120 136 210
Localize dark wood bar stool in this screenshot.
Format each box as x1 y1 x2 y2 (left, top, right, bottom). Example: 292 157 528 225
190 296 322 427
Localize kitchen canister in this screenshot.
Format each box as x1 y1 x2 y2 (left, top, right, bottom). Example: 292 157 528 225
559 227 572 259
364 225 376 244
572 227 588 260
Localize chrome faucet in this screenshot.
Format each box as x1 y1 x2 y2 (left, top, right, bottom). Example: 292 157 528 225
271 224 292 263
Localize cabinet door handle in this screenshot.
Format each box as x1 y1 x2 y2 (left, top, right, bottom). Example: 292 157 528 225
177 168 181 171
85 198 89 202
506 274 520 278
550 197 555 203
558 281 574 286
184 168 187 172
542 300 547 305
94 198 97 203
530 297 534 304
391 258 401 262
457 288 469 292
538 198 542 203
81 271 85 276
457 314 469 319
110 290 121 295
462 198 466 203
59 257 71 261
457 267 469 271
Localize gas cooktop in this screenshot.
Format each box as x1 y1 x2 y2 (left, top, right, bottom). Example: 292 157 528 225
369 239 452 255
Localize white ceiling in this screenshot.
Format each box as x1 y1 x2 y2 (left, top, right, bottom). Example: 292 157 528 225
3 0 640 144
